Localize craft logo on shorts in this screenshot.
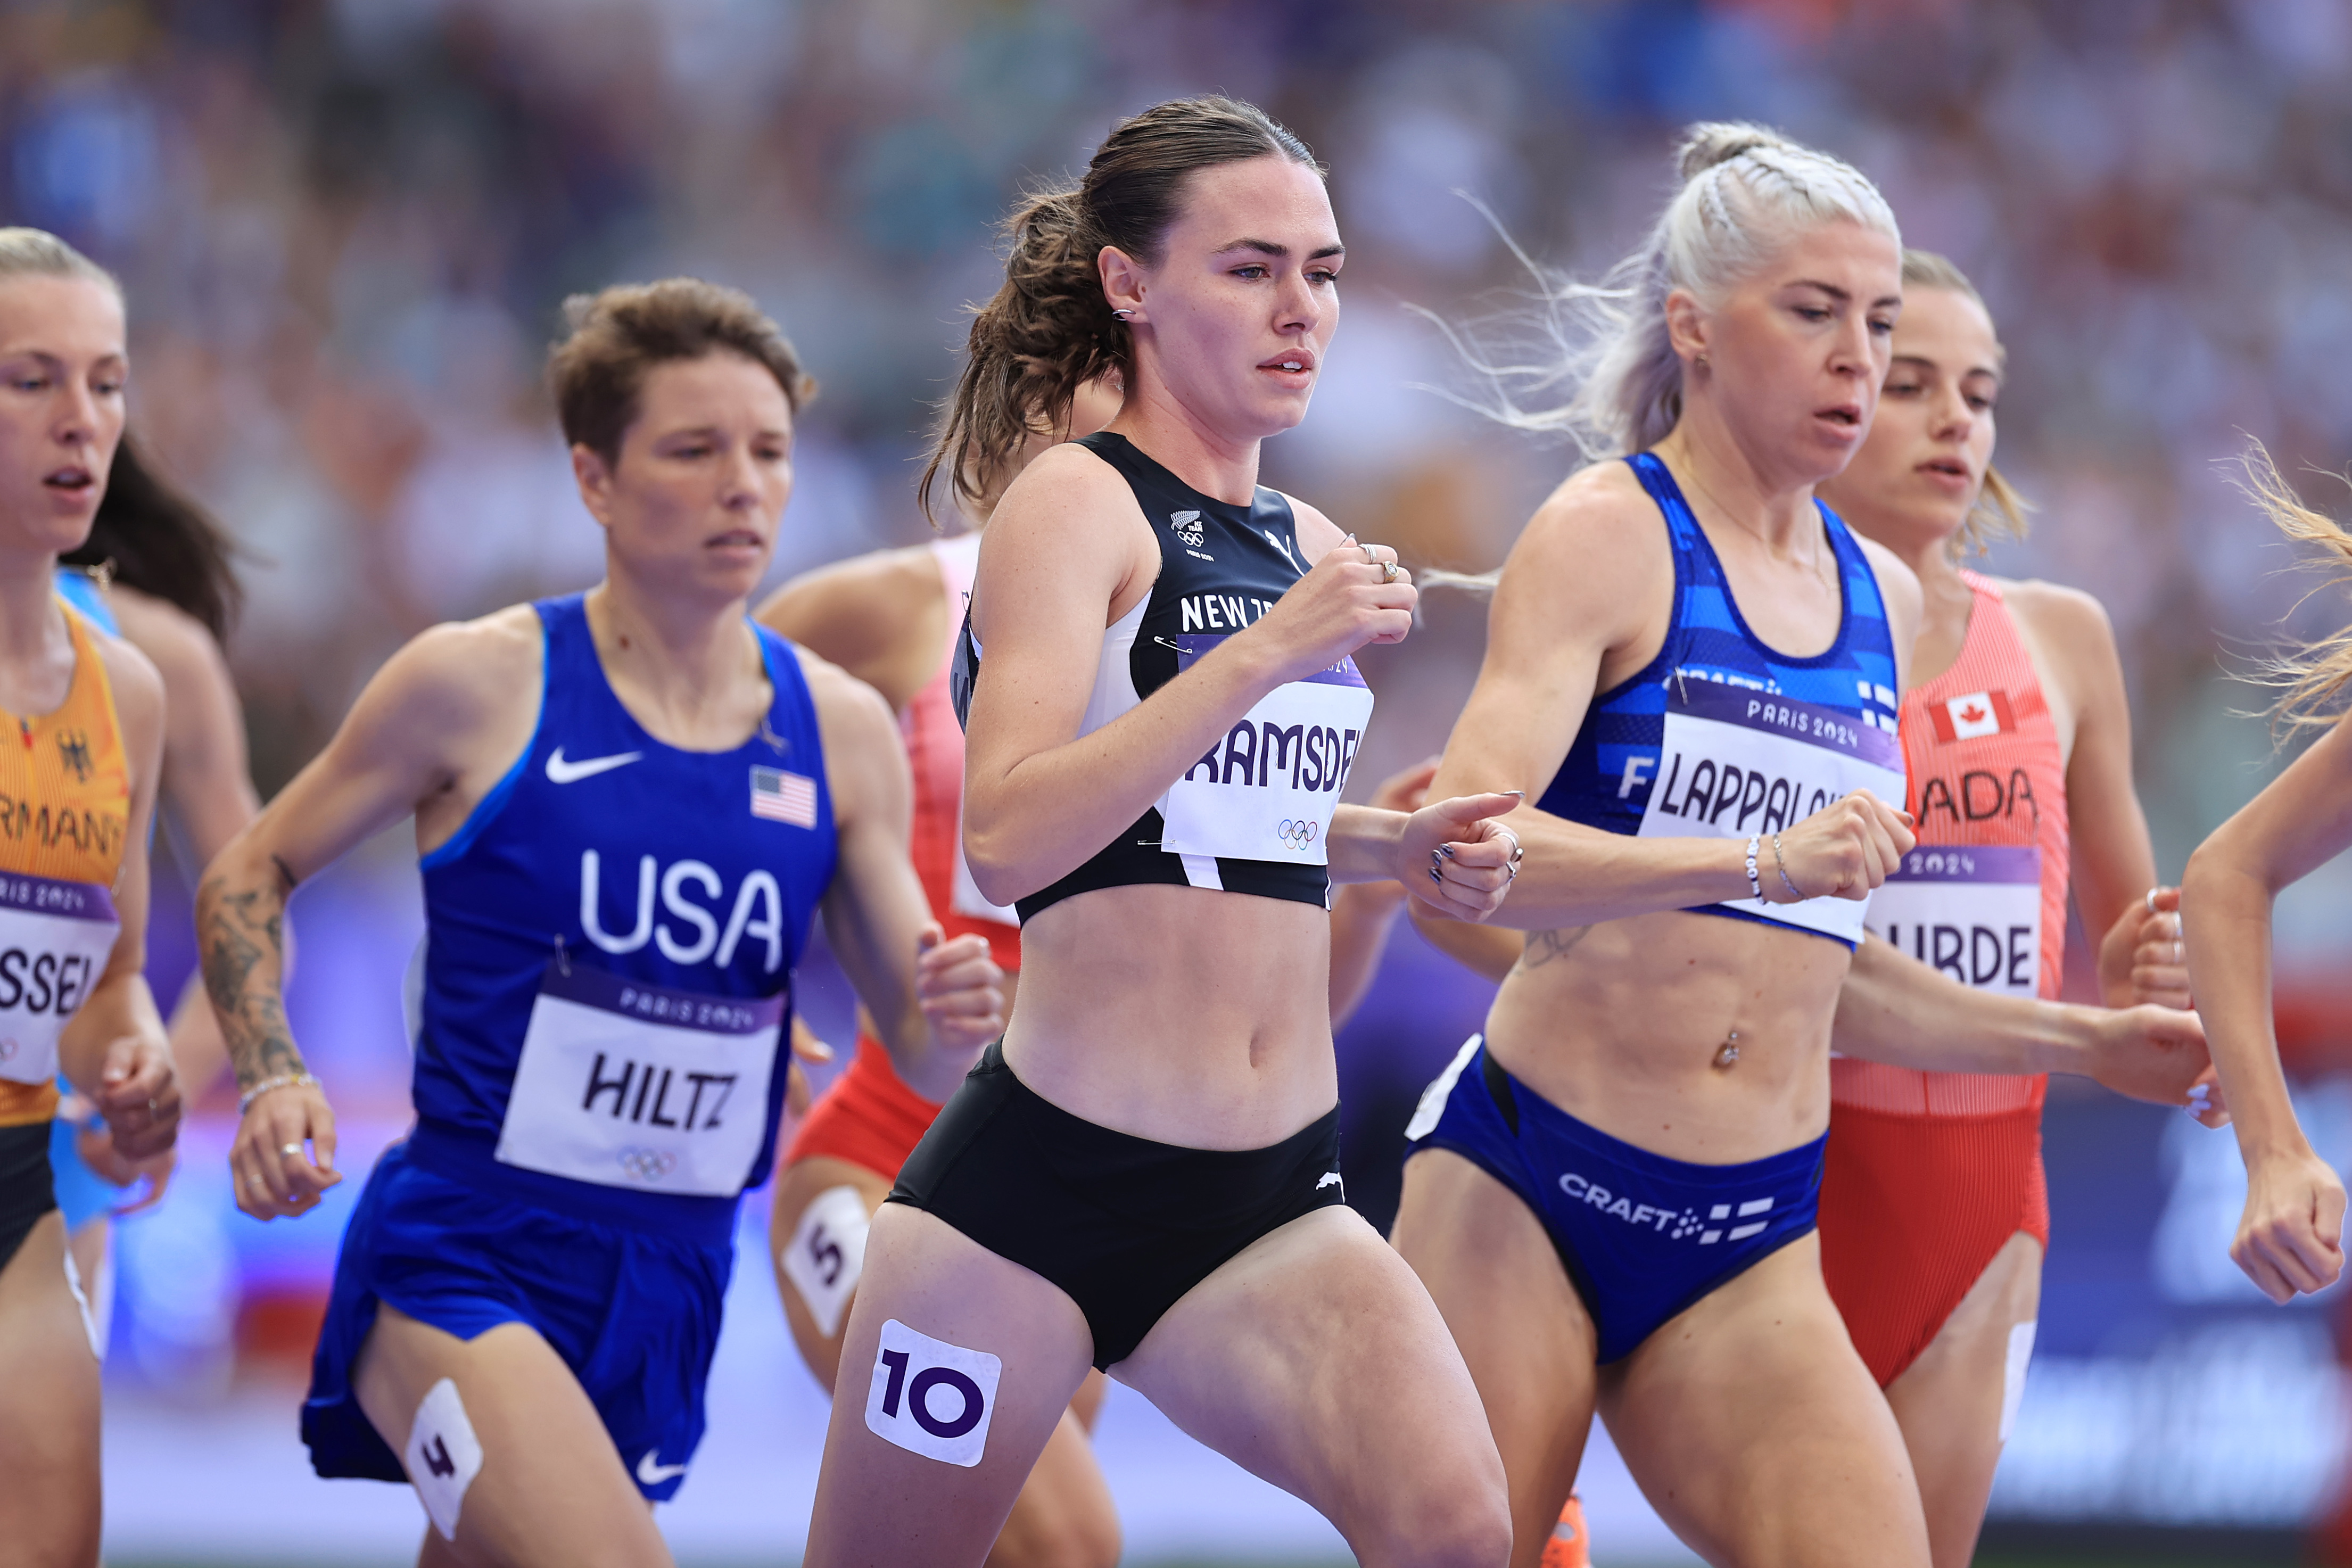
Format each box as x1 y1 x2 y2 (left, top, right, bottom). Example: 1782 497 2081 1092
1169 509 1205 547
749 765 818 828
1931 689 2015 743
1557 1171 1775 1245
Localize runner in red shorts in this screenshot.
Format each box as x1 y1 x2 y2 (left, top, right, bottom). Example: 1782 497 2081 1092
1814 250 2191 1568
757 375 1125 1568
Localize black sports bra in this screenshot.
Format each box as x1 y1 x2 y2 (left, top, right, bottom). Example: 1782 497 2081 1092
953 432 1374 921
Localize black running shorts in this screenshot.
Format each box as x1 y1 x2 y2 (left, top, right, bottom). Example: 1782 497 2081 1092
888 1042 1347 1369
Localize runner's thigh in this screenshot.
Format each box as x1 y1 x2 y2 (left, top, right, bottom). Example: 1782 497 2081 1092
353 1303 671 1568
804 1203 1094 1568
985 1404 1121 1568
770 1157 893 1391
1116 1203 1512 1568
0 1213 100 1568
1884 1231 2042 1568
1392 1149 1600 1568
1601 1233 1928 1568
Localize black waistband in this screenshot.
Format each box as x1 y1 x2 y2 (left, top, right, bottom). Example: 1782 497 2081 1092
976 1042 1340 1232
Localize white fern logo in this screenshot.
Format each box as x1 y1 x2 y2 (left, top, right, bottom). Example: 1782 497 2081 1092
1170 509 1204 547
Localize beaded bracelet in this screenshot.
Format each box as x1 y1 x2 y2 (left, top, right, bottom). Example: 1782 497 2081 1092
239 1071 320 1118
1743 835 1762 901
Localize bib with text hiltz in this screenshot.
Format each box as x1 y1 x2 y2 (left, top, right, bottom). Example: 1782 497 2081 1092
0 872 121 1087
496 961 782 1196
1635 680 1908 944
1160 636 1375 866
1864 844 2042 996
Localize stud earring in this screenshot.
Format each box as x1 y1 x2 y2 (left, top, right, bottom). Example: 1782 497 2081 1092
1695 352 1710 368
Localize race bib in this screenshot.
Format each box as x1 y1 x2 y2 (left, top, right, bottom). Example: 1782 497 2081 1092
1635 680 1907 944
496 961 782 1196
1159 637 1375 866
0 873 120 1087
1864 845 2042 996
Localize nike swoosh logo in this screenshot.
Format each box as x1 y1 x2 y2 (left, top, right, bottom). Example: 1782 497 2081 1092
547 748 642 784
637 1450 688 1486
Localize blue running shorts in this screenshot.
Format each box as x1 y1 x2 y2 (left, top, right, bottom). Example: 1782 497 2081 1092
1406 1036 1825 1364
303 1137 732 1501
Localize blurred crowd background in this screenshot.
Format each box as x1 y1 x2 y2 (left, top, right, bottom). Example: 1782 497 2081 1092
10 0 2352 1561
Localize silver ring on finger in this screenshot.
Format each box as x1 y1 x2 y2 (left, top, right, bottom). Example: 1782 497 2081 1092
1360 541 1379 566
281 1143 303 1159
2146 887 2160 915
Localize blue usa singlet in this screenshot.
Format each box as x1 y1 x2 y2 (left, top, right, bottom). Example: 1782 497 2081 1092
406 594 836 1244
1537 453 1905 947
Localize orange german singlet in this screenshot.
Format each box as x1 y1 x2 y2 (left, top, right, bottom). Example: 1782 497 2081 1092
0 604 131 1129
785 534 1021 1181
1820 571 2068 1386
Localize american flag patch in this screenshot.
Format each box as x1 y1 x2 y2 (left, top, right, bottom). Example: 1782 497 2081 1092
750 766 818 827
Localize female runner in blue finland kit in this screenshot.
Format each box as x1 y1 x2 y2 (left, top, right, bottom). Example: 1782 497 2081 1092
1392 125 2219 1568
197 279 1005 1568
803 97 1523 1568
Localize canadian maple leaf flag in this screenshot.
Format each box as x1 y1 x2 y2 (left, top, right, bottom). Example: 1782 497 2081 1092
1929 689 2014 742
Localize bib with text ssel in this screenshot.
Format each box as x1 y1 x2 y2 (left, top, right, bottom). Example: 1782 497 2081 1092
1160 636 1375 866
1863 845 2042 996
496 961 782 1197
1635 680 1908 944
0 872 121 1087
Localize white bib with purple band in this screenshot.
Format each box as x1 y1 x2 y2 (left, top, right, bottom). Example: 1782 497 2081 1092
496 962 782 1196
1863 845 2042 996
1635 682 1908 944
1158 637 1375 866
0 872 120 1087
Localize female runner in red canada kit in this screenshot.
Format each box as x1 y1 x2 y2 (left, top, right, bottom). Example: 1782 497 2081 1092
1814 249 2191 1568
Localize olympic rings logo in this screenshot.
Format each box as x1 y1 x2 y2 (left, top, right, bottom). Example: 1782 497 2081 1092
617 1147 679 1183
1277 819 1319 851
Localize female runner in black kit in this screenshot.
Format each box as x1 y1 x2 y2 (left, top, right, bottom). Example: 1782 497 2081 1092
801 97 1523 1568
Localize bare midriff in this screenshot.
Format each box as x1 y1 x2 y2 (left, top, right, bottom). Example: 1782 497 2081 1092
1004 882 1336 1150
1481 907 1854 1165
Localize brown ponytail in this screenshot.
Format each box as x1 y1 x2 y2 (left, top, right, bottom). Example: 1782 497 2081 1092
919 95 1321 524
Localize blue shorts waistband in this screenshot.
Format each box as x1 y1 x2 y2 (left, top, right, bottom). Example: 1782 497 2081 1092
1514 1065 1829 1192
404 1120 738 1248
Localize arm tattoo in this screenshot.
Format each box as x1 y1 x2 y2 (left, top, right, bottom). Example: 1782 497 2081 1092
1515 926 1591 973
199 871 304 1091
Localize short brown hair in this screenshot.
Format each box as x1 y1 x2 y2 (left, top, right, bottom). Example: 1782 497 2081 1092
548 278 815 465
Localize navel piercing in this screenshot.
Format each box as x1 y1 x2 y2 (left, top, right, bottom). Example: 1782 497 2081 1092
1714 1031 1740 1070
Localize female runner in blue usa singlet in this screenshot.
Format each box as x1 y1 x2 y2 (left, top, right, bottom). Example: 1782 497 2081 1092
199 279 1003 1568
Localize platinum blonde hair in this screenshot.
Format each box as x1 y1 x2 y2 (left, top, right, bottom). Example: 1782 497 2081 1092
0 227 119 297
1427 122 1900 464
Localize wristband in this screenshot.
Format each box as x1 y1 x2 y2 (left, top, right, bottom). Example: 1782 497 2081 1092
1744 836 1762 902
239 1071 320 1118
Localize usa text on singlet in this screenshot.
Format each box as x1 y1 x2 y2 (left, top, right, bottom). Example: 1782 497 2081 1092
409 595 835 1230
